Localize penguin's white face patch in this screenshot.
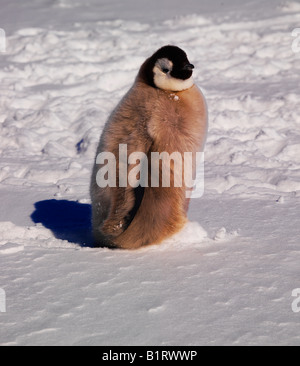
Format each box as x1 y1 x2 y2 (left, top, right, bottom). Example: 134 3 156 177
153 58 194 92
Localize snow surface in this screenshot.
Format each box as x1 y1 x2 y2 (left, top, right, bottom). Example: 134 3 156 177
1 0 300 345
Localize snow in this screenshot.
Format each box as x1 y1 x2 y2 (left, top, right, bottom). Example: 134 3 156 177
1 0 300 345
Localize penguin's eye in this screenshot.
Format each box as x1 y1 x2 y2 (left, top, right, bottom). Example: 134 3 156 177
162 68 170 74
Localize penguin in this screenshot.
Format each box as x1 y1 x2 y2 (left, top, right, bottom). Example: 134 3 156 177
90 45 208 249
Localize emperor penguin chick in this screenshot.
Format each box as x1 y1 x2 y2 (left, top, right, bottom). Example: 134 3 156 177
90 45 208 249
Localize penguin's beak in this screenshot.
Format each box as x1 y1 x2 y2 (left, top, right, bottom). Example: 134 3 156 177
183 63 194 71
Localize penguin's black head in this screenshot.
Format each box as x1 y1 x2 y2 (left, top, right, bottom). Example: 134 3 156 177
139 45 195 92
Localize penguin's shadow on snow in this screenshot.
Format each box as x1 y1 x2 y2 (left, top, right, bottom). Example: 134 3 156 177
31 199 94 247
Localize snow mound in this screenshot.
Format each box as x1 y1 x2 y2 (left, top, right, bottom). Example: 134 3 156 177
159 221 209 249
0 221 78 251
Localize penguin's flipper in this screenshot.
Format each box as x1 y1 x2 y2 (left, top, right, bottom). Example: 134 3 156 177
100 185 135 237
100 141 151 239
